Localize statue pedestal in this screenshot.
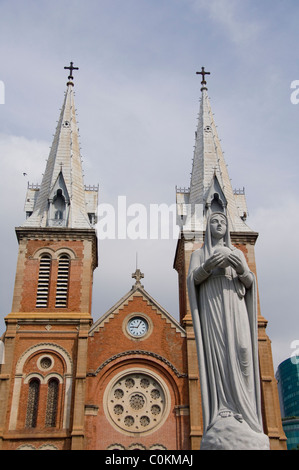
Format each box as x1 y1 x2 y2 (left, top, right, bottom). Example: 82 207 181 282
201 412 270 450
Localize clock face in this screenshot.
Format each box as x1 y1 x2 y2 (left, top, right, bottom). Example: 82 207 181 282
127 317 148 337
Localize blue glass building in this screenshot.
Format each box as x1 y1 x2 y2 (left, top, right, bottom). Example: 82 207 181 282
276 356 299 450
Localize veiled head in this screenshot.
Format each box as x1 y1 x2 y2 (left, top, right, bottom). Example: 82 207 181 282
203 212 232 258
209 213 227 240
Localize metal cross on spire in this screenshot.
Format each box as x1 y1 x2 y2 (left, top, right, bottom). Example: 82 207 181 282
196 67 210 90
64 61 79 85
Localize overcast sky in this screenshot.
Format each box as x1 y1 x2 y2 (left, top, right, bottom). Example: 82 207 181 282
0 0 298 371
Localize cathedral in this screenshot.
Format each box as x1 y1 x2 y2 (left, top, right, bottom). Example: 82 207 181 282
0 65 287 450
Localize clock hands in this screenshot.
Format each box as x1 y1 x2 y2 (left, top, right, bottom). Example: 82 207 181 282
131 320 142 329
128 317 148 337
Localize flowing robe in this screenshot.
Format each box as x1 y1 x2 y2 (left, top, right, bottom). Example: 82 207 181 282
187 245 264 435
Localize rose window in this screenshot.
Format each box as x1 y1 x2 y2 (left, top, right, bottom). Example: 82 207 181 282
40 357 52 369
106 372 169 434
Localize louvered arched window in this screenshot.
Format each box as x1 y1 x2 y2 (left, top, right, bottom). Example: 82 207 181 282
45 378 59 427
36 255 51 308
55 255 70 308
25 378 40 428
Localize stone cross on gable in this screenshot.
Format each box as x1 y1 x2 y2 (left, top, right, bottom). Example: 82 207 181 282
132 268 144 287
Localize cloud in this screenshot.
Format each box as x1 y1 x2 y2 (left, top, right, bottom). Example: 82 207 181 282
189 0 263 47
93 237 179 323
0 134 50 330
0 0 298 374
250 196 299 369
0 133 49 215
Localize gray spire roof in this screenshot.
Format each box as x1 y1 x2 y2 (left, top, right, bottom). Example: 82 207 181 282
23 82 98 229
177 85 251 233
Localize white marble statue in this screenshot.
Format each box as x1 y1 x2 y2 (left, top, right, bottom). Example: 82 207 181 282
187 212 270 450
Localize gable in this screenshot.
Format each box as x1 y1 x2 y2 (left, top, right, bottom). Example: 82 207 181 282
204 173 227 215
87 284 187 382
89 286 186 338
47 171 70 227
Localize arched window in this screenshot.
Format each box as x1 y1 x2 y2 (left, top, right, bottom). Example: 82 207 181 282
36 255 51 308
26 378 40 428
45 378 59 427
55 255 70 308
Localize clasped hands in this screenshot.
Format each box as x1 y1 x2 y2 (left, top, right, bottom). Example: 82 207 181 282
203 252 245 275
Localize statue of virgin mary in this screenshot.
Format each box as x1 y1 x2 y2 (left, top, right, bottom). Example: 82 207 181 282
187 212 270 449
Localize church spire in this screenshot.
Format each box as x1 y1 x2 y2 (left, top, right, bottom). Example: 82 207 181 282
177 69 250 233
23 63 98 229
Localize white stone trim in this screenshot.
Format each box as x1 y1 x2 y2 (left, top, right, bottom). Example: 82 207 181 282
17 444 37 450
32 247 55 259
32 246 77 260
15 343 72 375
23 372 45 384
37 354 55 372
55 247 77 259
63 375 73 428
38 444 59 450
9 375 23 430
122 312 153 341
90 286 186 338
44 372 64 384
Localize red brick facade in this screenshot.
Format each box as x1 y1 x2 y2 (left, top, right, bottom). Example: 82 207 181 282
0 220 287 451
0 225 287 450
0 228 96 450
85 292 190 450
0 226 192 450
0 70 287 450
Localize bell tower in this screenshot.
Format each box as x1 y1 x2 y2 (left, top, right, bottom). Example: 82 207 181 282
0 64 98 450
174 69 287 450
